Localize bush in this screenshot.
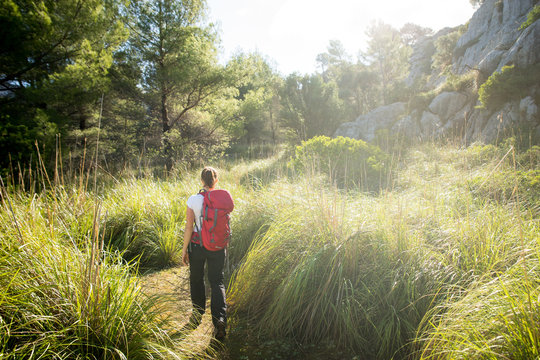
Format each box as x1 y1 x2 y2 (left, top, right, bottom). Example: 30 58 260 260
517 146 540 169
519 4 540 30
288 136 390 191
408 90 438 112
478 64 540 110
462 143 503 166
432 25 467 73
442 71 479 94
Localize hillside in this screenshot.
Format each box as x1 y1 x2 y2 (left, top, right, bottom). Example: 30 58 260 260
336 0 539 144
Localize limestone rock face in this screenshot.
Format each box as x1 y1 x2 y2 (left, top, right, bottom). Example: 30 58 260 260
520 96 538 123
420 111 442 138
334 0 539 144
334 103 407 142
454 0 539 75
405 27 455 89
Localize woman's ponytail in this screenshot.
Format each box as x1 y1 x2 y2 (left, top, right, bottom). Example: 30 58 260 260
201 166 218 188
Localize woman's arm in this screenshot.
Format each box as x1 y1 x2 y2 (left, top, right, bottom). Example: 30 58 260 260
182 206 195 266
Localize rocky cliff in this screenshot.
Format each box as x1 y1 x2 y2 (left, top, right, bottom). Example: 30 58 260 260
335 0 539 144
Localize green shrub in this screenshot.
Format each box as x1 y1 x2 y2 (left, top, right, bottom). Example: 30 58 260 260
103 179 187 270
288 136 390 191
408 90 438 112
519 4 540 30
478 64 540 110
517 146 540 169
432 25 467 73
462 143 503 167
442 71 479 94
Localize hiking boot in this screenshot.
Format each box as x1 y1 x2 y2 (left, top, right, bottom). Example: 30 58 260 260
213 320 226 341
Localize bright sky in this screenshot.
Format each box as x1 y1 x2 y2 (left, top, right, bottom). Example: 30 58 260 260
206 0 476 75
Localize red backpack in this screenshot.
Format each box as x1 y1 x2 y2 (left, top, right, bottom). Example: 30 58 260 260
192 189 234 251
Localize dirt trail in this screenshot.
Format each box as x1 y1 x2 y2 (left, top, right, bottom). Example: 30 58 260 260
141 266 222 358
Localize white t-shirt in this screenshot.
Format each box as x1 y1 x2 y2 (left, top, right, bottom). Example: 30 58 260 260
187 193 204 232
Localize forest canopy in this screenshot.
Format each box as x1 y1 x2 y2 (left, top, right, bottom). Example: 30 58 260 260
1 0 475 176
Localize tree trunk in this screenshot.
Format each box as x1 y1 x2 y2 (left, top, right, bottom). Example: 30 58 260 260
161 91 173 171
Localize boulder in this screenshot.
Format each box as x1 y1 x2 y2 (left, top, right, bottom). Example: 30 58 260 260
520 96 538 123
334 122 362 140
466 106 491 142
334 102 406 142
428 92 470 122
392 114 421 140
480 102 518 142
420 111 442 138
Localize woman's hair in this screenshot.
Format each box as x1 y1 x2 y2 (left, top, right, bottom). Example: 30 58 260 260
201 166 218 188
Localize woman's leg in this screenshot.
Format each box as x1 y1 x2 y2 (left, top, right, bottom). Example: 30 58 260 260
206 248 227 331
188 244 206 318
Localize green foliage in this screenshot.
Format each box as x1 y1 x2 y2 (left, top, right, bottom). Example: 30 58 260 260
279 75 344 142
316 39 352 80
408 90 438 112
0 0 128 171
336 62 380 119
288 136 390 190
2 141 540 359
442 71 479 94
517 145 540 169
519 4 540 30
228 142 540 359
228 190 440 359
1 0 246 173
432 26 467 74
420 272 540 359
316 40 382 119
478 64 540 110
462 143 502 166
228 52 282 147
363 21 412 105
129 0 242 168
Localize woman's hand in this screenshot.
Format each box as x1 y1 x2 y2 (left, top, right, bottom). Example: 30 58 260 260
182 248 189 266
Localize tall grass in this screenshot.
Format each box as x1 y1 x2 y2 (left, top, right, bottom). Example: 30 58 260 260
228 181 445 359
419 262 540 359
0 189 182 359
1 140 539 359
102 178 191 270
0 161 259 358
226 141 540 359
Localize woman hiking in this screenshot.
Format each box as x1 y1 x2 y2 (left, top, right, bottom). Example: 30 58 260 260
181 166 233 341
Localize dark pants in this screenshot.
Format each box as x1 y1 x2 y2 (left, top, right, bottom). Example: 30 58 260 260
188 243 227 327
